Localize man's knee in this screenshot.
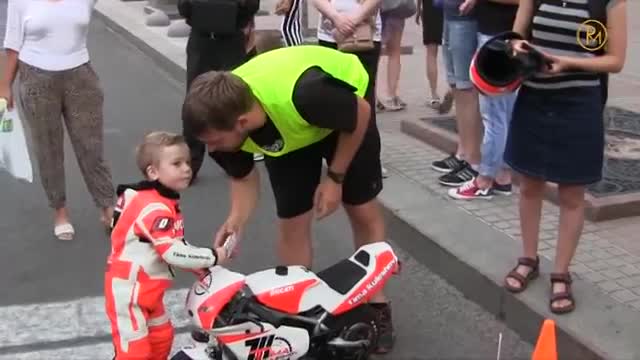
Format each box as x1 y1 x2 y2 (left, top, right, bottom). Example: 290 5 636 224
278 211 313 242
344 199 386 243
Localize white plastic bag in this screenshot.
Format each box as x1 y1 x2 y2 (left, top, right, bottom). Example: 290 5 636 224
0 98 33 183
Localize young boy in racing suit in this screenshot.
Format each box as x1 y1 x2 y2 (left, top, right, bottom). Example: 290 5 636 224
105 131 231 360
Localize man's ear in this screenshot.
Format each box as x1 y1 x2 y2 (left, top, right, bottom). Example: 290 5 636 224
236 115 250 131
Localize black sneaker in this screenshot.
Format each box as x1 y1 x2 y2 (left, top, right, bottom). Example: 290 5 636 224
371 302 395 354
492 181 513 195
431 154 464 173
438 162 479 187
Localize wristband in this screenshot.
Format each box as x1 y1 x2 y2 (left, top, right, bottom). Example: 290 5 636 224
327 169 345 184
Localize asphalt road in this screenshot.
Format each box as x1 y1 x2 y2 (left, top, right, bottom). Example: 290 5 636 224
0 17 533 359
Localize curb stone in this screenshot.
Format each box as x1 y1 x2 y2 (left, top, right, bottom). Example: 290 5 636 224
92 3 640 359
379 174 640 360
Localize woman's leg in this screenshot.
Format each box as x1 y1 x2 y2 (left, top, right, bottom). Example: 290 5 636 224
61 63 115 226
550 184 585 311
17 63 75 238
505 174 545 290
386 19 404 99
425 43 439 99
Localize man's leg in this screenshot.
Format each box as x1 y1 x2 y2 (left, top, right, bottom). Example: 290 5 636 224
450 20 481 167
264 144 323 268
326 128 393 353
437 20 483 187
431 18 466 173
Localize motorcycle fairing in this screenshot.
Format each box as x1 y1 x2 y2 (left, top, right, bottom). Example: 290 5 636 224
246 242 399 317
215 322 310 360
186 266 247 331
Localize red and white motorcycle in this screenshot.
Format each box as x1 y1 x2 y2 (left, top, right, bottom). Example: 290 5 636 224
171 241 400 360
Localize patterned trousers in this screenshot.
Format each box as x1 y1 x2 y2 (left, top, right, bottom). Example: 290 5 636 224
17 61 114 209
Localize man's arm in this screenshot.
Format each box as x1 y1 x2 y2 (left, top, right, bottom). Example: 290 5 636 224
209 151 260 229
292 68 371 176
330 98 370 174
227 167 260 226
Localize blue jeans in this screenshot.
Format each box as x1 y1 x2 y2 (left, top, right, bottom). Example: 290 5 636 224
442 18 477 90
477 32 518 179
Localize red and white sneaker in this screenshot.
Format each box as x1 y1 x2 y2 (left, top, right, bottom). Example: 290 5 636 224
448 178 494 200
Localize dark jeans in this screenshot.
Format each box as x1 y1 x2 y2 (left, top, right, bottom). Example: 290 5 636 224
183 32 255 178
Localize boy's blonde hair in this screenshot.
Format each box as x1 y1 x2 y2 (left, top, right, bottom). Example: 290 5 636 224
135 131 186 177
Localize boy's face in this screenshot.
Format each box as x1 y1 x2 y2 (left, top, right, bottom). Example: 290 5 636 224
146 144 192 191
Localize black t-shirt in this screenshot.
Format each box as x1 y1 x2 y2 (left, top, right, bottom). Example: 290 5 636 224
476 2 518 35
209 67 360 179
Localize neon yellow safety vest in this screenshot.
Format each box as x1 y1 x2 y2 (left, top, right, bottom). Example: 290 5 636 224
231 45 369 157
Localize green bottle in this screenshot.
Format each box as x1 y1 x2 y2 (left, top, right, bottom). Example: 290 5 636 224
0 98 12 133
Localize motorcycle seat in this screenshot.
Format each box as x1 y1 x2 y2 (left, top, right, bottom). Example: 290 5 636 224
316 250 370 295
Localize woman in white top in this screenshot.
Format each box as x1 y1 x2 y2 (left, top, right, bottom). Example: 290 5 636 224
1 0 115 241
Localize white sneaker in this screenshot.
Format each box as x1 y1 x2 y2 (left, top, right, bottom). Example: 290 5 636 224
382 166 389 178
253 153 264 161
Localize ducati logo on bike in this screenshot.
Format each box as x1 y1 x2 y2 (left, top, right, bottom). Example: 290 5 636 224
269 285 294 296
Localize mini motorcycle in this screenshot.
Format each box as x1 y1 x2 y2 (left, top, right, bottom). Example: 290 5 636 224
171 242 400 360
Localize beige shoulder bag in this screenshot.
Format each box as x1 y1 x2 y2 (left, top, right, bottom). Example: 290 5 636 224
335 0 375 52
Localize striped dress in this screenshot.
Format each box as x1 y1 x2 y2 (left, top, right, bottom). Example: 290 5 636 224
280 0 305 46
525 0 608 90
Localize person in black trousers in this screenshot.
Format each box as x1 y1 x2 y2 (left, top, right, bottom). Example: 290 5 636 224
178 0 260 182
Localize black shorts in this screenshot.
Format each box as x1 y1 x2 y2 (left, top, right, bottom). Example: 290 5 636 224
421 0 443 45
264 130 383 219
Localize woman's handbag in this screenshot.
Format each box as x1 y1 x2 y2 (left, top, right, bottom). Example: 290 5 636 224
334 0 375 52
0 98 33 183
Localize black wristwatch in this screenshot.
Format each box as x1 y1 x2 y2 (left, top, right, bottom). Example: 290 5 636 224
327 169 345 184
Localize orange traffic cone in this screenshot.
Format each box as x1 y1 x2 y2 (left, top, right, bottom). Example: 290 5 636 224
532 319 558 360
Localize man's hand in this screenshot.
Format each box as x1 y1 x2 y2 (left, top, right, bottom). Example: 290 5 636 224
214 220 242 250
313 176 343 220
214 247 231 266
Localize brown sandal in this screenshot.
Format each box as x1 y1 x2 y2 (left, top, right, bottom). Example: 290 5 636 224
504 256 540 293
549 272 576 314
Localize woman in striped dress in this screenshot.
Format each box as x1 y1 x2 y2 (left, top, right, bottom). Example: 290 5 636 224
275 0 305 46
502 0 627 314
